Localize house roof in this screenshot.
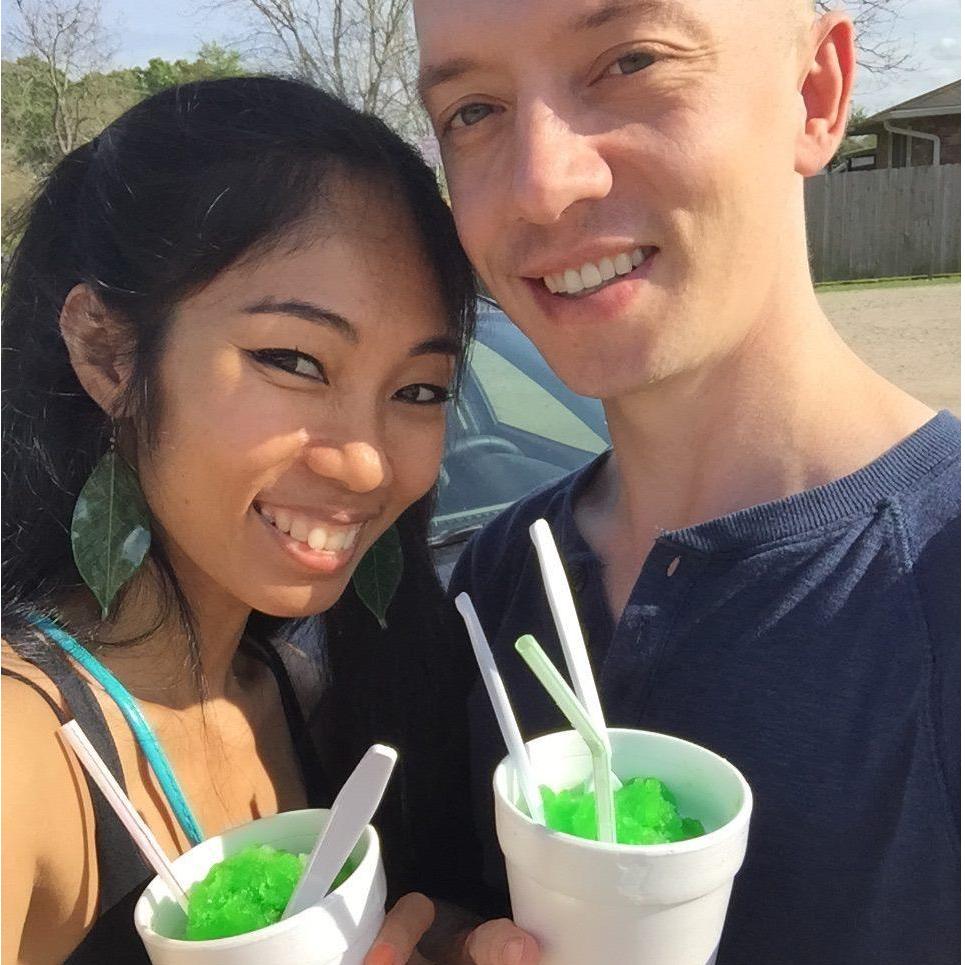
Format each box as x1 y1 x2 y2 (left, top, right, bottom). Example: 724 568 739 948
851 80 961 134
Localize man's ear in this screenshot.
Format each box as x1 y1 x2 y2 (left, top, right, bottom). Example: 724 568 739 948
59 284 135 417
794 12 856 177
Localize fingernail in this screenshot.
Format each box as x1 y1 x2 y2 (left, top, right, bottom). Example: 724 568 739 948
369 943 397 965
503 938 526 965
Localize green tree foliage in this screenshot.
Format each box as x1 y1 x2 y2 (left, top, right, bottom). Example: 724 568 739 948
1 43 247 255
831 105 876 169
132 43 245 96
1 56 141 175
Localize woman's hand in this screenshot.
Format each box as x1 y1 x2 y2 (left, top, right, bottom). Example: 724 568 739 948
364 894 540 965
365 893 435 965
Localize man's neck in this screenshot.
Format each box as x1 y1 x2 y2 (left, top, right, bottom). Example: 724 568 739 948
580 285 934 592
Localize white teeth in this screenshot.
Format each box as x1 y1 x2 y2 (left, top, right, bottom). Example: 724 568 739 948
541 247 652 294
563 268 583 294
260 504 362 553
580 262 603 288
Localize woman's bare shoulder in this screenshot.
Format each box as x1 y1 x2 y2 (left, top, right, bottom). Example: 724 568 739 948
2 657 100 961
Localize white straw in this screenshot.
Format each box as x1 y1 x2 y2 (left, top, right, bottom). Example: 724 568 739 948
60 720 189 913
455 593 545 824
529 519 611 754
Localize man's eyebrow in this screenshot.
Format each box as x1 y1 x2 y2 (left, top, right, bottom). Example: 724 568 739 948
242 298 358 343
418 0 708 100
418 56 479 100
410 334 461 358
571 0 709 40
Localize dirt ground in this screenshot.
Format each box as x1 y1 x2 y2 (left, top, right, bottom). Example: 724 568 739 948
817 283 961 416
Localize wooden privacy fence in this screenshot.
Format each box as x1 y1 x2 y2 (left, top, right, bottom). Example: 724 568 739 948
804 164 961 282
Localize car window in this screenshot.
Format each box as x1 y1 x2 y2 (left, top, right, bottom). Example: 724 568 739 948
431 301 610 545
469 340 609 454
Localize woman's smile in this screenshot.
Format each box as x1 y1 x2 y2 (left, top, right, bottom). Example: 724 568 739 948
252 500 370 574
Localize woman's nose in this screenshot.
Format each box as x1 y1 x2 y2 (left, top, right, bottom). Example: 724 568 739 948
305 439 393 493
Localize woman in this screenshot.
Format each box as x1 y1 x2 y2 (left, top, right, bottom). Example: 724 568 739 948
1 76 497 963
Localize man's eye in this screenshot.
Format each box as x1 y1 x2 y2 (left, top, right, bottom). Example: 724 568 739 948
448 103 495 131
606 51 656 76
394 383 453 405
250 349 326 382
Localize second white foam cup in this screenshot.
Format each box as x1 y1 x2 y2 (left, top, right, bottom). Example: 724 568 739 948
494 729 753 965
134 809 386 965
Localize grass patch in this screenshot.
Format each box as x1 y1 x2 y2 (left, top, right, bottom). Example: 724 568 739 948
815 274 960 293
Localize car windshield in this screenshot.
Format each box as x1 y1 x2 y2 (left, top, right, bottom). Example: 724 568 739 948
430 300 611 544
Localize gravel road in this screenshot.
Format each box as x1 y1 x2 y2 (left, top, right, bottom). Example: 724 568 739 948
818 282 960 416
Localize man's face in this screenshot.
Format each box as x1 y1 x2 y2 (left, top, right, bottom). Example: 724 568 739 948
417 0 814 398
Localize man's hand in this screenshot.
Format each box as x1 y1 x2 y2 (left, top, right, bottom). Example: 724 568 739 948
460 918 541 965
364 893 435 965
364 894 540 965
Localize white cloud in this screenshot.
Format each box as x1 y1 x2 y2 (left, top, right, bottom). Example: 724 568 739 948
931 37 961 61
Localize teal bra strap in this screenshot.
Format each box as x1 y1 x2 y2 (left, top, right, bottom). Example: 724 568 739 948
27 613 204 846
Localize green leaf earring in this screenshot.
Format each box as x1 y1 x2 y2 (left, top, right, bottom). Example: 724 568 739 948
351 524 403 629
71 428 152 618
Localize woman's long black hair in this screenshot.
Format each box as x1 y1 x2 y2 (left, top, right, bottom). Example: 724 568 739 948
2 76 481 901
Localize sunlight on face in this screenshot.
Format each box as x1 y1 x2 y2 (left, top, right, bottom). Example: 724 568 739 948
416 0 813 398
137 180 455 619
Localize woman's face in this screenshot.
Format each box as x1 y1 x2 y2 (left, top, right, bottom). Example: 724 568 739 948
136 184 457 619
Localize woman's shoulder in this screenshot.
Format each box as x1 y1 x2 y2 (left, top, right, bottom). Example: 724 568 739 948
1 641 97 857
1 640 70 714
2 643 100 955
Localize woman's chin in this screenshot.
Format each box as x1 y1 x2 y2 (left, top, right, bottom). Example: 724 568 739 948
244 581 350 620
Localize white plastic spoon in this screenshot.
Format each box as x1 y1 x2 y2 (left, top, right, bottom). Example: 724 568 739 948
283 744 397 920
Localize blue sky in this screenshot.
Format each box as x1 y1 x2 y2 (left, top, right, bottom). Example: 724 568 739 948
2 0 960 113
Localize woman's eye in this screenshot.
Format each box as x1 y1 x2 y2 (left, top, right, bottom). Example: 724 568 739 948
251 349 326 382
606 51 656 76
448 103 495 131
394 383 453 405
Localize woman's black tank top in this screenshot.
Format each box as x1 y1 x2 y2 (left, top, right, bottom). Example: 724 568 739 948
2 633 332 964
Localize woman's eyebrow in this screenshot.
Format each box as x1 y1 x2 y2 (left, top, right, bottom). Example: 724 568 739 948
410 334 461 357
243 297 359 343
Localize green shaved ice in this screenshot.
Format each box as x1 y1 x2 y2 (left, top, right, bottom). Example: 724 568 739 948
185 844 355 941
540 777 706 845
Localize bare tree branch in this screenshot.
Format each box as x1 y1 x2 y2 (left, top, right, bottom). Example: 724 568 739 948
816 0 912 74
7 0 119 156
206 0 430 140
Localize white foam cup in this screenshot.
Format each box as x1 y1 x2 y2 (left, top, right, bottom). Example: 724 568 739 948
494 729 753 965
134 809 386 965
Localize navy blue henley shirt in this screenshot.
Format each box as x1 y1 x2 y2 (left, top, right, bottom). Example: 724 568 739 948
448 410 960 965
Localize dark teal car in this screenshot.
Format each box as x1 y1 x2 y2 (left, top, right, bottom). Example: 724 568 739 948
431 298 611 584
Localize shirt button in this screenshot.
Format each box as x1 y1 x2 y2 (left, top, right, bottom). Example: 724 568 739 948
666 556 681 577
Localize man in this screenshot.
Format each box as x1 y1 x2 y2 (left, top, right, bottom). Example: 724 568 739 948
369 1 959 962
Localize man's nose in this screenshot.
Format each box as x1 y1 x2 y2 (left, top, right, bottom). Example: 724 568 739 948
305 439 393 494
509 102 612 224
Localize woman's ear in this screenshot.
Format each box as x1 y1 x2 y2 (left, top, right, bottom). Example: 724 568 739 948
59 285 135 417
794 12 856 177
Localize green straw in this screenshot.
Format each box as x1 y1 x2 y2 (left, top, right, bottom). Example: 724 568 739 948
515 635 617 843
